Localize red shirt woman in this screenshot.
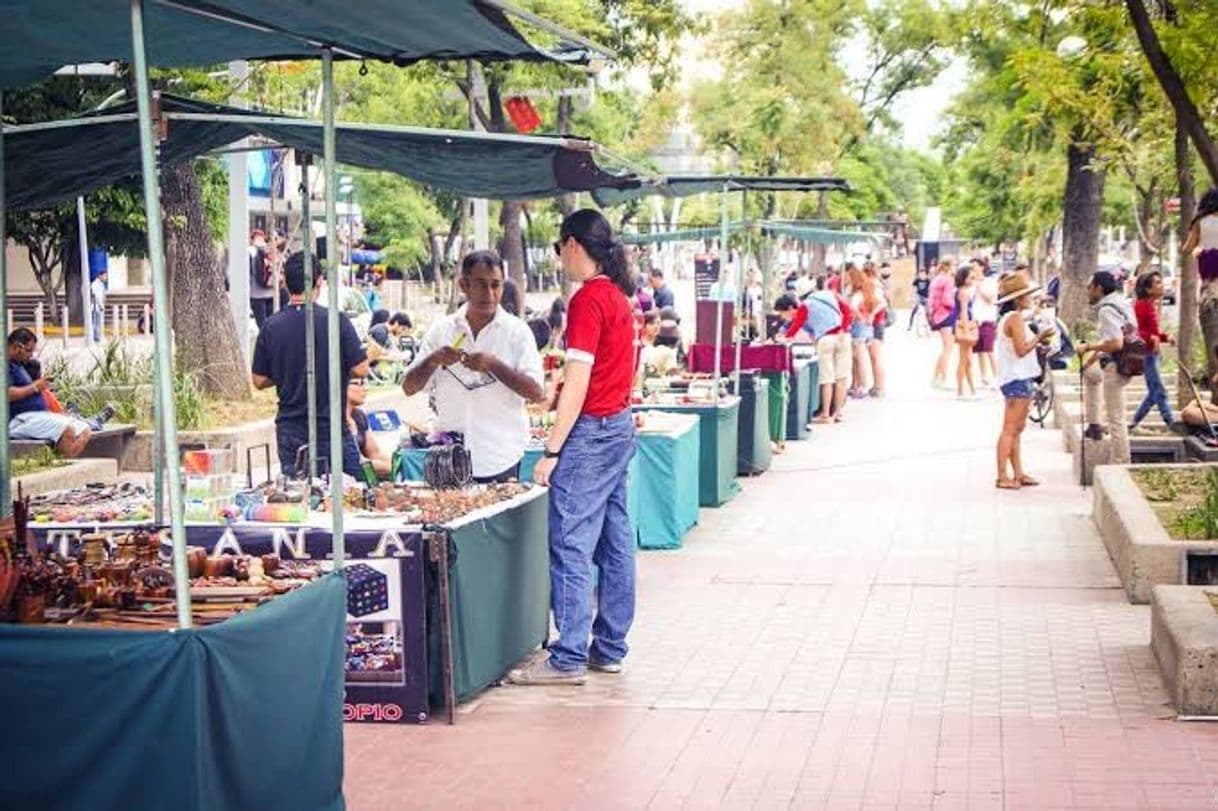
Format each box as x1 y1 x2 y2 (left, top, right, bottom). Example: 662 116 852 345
511 209 639 686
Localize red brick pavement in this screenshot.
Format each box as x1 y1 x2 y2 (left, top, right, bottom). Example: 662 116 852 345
344 329 1218 810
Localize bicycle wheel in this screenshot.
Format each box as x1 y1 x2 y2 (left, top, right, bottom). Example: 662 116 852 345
1029 380 1053 425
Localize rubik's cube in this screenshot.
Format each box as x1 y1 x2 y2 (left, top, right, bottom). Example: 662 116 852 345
346 563 390 617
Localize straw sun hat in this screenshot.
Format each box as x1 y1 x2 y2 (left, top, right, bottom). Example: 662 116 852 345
996 273 1040 304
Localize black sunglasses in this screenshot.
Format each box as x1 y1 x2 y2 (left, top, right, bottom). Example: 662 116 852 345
553 236 567 257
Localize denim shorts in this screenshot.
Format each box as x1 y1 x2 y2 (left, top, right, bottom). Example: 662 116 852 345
999 378 1035 400
850 321 873 343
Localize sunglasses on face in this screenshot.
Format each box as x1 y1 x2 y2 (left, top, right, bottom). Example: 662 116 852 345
553 236 568 257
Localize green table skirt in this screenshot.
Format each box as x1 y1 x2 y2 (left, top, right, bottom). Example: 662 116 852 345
635 419 700 549
634 400 741 507
786 362 812 440
429 490 550 705
762 371 789 444
806 360 821 422
734 376 772 475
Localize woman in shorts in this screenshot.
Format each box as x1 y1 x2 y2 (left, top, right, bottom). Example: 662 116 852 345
994 273 1054 490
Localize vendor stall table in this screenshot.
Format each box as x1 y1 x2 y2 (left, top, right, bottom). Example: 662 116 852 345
0 574 346 811
634 397 741 507
786 360 813 440
634 413 700 549
761 371 790 444
731 374 772 475
24 487 551 722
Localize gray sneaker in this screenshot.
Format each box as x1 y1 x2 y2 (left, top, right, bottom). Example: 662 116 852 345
507 657 586 686
588 656 622 674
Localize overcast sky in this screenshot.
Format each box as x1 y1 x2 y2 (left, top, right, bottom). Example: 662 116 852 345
674 0 966 152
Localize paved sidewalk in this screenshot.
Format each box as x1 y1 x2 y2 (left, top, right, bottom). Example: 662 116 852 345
344 325 1218 810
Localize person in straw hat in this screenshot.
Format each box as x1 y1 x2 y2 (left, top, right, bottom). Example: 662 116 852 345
994 272 1057 490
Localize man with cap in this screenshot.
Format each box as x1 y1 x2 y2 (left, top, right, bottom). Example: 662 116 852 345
1076 270 1136 463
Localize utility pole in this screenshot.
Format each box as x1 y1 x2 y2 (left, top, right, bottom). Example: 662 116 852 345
468 61 490 250
227 60 251 363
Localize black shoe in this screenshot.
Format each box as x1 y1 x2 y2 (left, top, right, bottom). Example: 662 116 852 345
1083 424 1105 441
88 403 117 428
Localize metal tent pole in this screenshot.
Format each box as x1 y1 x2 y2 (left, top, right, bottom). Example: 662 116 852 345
733 190 748 391
131 0 190 629
0 91 9 518
297 151 318 481
322 49 345 567
712 185 728 404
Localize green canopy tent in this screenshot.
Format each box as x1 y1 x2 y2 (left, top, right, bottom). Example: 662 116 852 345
0 0 593 89
4 96 640 210
622 223 746 246
597 174 852 400
0 0 609 630
758 220 888 246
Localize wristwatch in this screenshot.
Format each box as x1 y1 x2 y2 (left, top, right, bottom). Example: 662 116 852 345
543 447 562 459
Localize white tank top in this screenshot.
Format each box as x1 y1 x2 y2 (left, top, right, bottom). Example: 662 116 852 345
996 312 1041 385
1199 214 1218 251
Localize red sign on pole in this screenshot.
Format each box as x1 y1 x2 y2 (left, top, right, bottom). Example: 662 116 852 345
1166 197 1182 215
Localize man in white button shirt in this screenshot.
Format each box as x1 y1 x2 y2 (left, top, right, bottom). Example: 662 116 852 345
402 250 545 481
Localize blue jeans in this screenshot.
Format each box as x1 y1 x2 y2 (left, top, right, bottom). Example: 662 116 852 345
276 419 362 479
1133 352 1174 426
91 307 102 342
547 409 637 671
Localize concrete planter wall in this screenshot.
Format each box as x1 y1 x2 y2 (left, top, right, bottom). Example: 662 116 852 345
1092 464 1218 604
1151 585 1218 716
14 459 118 497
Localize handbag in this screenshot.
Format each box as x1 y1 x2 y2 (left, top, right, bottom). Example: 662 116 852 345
1101 303 1148 378
954 319 979 345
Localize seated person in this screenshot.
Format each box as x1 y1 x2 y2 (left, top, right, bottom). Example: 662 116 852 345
636 311 679 388
346 378 393 477
6 328 91 457
367 312 414 373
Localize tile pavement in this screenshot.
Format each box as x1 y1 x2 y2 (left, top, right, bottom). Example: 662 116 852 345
344 327 1218 810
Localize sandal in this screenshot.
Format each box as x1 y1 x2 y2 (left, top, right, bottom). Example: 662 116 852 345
1018 476 1040 487
995 479 1021 490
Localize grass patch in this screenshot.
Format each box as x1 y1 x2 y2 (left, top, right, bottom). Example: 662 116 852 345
1132 466 1218 540
11 448 70 477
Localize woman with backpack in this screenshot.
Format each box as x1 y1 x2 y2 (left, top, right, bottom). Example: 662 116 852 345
1129 271 1175 431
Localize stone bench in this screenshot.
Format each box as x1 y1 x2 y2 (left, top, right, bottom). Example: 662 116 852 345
1151 585 1218 716
11 424 136 471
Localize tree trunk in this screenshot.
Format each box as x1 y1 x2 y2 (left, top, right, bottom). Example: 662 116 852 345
63 247 83 329
811 192 829 276
162 161 251 400
1125 0 1218 185
556 96 579 302
1059 138 1107 327
499 200 526 309
1176 114 1201 398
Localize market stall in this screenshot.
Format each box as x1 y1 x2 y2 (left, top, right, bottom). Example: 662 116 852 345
732 373 772 475
634 395 741 508
689 341 790 454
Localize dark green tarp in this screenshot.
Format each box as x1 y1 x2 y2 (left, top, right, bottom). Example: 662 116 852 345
0 573 346 811
594 174 850 207
0 0 576 90
4 95 640 210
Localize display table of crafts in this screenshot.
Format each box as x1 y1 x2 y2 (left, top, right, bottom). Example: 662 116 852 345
687 342 793 376
19 482 551 721
633 395 741 507
0 572 346 811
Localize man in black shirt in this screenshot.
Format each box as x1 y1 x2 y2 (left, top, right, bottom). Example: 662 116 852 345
648 269 675 309
251 253 369 478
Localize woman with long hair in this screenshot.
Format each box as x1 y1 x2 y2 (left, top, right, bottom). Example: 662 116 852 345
863 263 888 397
927 259 957 388
513 209 638 686
1130 271 1175 430
994 273 1055 489
1183 187 1218 382
846 264 877 398
953 266 978 399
